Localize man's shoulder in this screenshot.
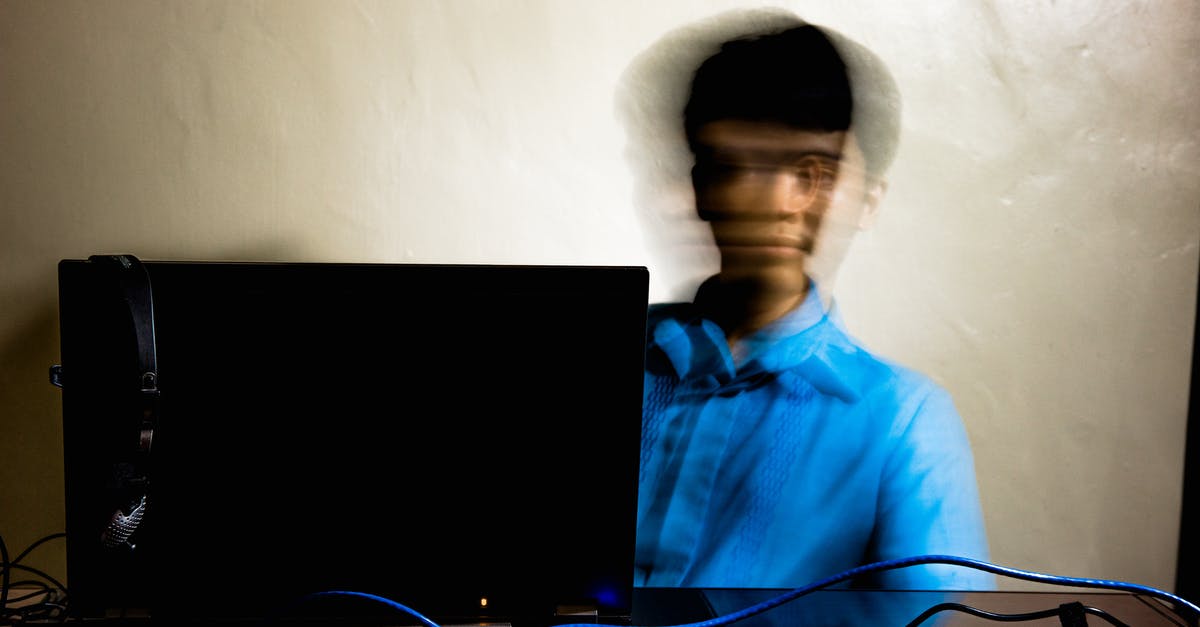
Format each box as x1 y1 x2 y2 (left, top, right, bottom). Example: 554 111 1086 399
806 317 947 406
804 324 969 456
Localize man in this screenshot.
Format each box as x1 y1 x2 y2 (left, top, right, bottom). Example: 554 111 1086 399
634 21 993 591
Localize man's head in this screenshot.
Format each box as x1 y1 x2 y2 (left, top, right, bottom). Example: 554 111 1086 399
683 23 902 295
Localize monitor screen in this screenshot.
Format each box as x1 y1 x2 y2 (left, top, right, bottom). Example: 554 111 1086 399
57 258 649 626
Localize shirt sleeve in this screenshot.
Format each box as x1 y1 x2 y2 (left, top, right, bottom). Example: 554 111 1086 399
870 380 996 590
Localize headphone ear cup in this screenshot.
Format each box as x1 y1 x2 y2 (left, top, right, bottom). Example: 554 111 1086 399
101 495 147 550
100 461 149 550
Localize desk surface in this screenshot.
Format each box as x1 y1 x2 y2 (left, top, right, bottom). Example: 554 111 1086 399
632 587 1194 626
16 588 1194 626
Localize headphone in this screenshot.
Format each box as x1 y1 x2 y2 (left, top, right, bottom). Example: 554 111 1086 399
88 254 159 550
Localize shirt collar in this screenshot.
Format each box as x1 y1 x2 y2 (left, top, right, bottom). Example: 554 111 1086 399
648 278 866 402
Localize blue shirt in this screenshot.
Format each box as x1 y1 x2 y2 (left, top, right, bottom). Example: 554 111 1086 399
635 281 993 590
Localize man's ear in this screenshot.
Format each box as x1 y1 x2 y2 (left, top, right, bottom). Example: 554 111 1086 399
857 178 887 230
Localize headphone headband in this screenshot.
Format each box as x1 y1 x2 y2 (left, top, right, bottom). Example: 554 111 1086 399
88 254 159 453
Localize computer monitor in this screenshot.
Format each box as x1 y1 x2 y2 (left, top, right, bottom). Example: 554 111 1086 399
56 257 649 626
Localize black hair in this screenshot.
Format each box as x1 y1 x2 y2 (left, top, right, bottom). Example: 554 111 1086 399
683 24 902 179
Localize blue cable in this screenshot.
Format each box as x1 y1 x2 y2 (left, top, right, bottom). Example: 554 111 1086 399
591 554 1195 627
303 590 442 627
308 555 1200 627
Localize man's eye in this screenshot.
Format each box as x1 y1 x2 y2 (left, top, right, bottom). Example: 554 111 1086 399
793 159 839 190
814 168 839 190
694 157 843 192
792 165 818 182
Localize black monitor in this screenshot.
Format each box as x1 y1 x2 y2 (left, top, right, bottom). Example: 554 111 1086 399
56 257 649 626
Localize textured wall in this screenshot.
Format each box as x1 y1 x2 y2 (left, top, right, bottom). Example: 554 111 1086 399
1 0 1196 596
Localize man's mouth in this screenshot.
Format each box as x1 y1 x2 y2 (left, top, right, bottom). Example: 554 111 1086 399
715 234 813 255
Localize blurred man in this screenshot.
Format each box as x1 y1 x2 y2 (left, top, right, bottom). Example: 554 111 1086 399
634 19 993 591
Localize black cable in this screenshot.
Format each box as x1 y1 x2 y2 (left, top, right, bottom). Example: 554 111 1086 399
7 599 68 624
549 555 1200 627
906 601 1132 627
1 533 70 625
1077 604 1140 627
2 563 67 596
906 601 1061 624
3 580 52 604
1 532 10 616
5 533 67 601
11 532 65 565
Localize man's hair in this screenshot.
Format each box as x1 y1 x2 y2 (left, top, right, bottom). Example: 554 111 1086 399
683 23 902 180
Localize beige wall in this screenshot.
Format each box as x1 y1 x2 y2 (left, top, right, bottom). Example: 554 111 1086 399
2 0 1197 595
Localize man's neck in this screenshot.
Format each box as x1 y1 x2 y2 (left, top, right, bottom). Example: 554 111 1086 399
696 275 811 345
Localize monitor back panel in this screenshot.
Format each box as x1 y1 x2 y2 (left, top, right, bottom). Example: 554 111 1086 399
57 259 649 626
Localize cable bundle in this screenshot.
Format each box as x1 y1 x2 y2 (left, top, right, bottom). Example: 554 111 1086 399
0 532 68 624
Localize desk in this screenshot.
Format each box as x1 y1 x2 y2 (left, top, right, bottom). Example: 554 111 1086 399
10 587 1193 625
632 587 1193 626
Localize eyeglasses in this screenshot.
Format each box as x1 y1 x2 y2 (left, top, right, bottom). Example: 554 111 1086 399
692 154 842 200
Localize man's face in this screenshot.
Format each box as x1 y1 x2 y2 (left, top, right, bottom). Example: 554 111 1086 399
691 120 879 294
